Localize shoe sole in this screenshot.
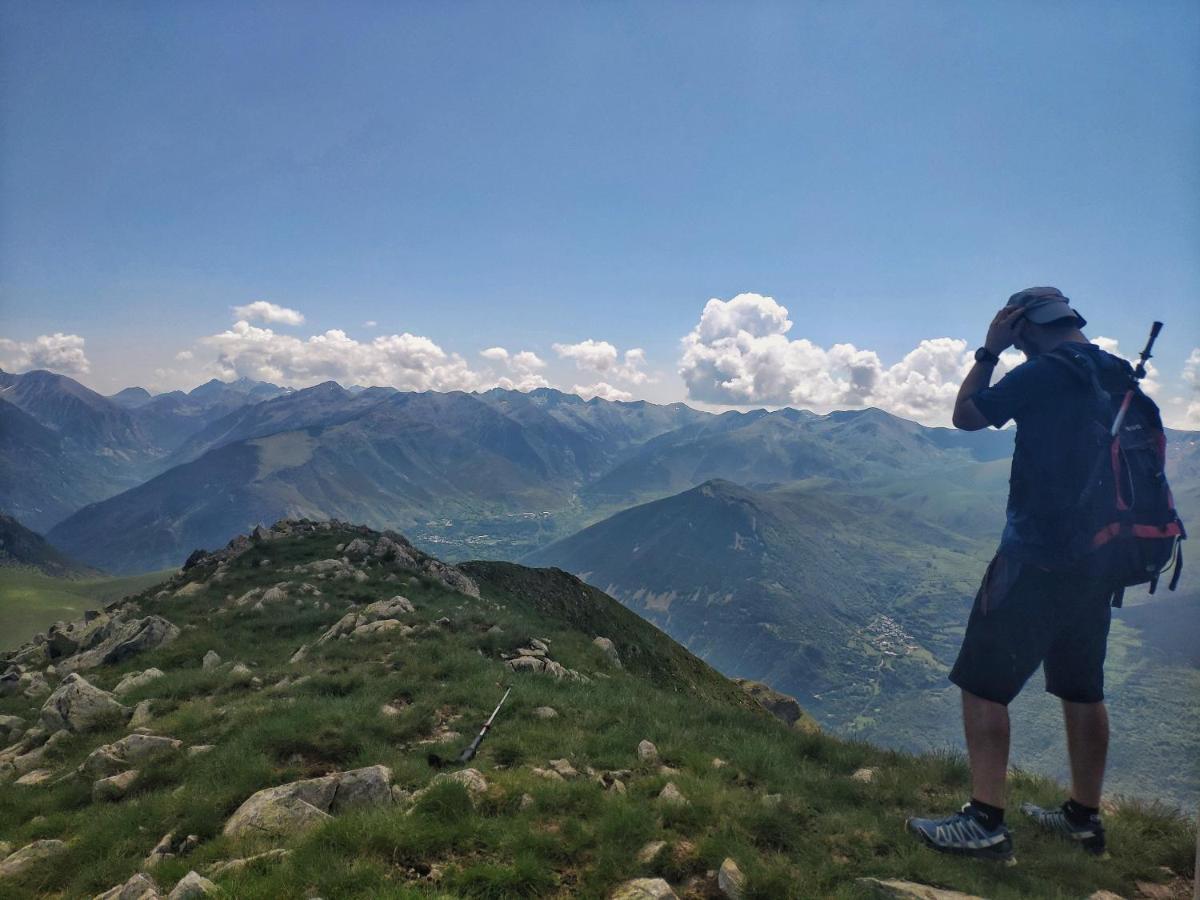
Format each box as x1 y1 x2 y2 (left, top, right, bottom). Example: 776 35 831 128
906 818 1016 862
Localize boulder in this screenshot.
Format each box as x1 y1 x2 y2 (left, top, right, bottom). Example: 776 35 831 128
637 739 659 763
174 581 205 599
93 768 139 802
167 871 218 900
94 872 161 899
59 616 180 674
81 734 182 777
317 597 416 644
41 673 129 733
14 769 54 786
548 758 578 778
0 840 67 879
717 858 745 900
114 668 165 697
223 765 393 838
532 706 558 719
855 879 986 900
207 849 291 877
733 678 812 730
610 879 679 900
637 841 667 864
851 767 877 783
130 700 155 729
201 651 221 670
657 782 687 806
592 636 623 668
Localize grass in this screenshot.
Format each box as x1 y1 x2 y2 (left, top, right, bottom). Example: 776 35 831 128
0 524 1193 899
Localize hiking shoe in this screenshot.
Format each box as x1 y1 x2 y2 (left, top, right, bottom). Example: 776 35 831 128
1020 802 1106 855
906 804 1015 861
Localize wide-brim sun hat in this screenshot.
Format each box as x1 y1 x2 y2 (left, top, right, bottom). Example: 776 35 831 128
1006 286 1086 328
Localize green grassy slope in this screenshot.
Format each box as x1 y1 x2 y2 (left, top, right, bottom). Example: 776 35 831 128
0 569 171 651
0 523 1193 899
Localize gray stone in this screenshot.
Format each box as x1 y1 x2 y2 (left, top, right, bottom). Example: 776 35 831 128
592 636 623 668
636 840 667 864
855 879 986 900
223 765 393 838
94 872 162 900
637 739 659 763
207 848 291 877
201 651 221 670
130 700 155 729
114 668 165 697
81 733 182 777
657 782 687 806
718 858 745 900
167 871 218 899
532 706 558 719
610 879 679 900
93 768 139 801
40 673 129 733
58 616 179 674
0 840 67 879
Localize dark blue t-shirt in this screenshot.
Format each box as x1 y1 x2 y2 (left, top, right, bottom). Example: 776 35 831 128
971 342 1130 568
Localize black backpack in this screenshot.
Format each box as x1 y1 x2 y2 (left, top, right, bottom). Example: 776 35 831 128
1044 344 1185 606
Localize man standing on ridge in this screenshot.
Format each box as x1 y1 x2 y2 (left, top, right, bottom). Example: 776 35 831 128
906 287 1125 861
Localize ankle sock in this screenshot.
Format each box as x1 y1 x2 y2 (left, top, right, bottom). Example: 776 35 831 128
967 798 1005 830
1063 798 1099 826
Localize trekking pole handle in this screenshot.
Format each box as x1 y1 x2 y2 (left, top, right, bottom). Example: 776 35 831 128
1134 321 1163 381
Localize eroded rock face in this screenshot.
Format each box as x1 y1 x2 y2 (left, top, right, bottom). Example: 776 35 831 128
222 765 393 838
733 678 817 732
40 673 129 733
58 617 180 674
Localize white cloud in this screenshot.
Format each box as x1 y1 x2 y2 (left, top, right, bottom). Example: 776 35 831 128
479 346 549 391
574 382 633 402
1176 348 1200 429
0 332 91 376
230 301 306 326
553 338 650 384
364 320 378 328
1093 335 1161 396
201 320 481 391
175 350 194 361
678 293 1024 426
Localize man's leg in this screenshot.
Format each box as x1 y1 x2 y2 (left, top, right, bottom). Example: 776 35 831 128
962 689 1011 808
1062 699 1108 808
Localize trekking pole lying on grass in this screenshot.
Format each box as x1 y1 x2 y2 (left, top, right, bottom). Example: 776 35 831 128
428 686 511 769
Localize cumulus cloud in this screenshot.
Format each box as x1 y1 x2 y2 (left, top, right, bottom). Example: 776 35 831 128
201 320 481 391
175 350 194 361
678 293 1024 425
553 339 650 384
1177 348 1200 429
574 382 633 402
1093 336 1161 396
230 301 306 326
478 346 549 391
0 332 91 375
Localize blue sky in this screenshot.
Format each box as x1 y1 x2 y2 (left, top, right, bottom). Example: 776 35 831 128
2 2 1197 425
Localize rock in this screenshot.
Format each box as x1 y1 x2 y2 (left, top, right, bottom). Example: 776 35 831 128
14 769 54 786
22 672 51 698
610 878 679 900
711 757 727 768
0 840 67 879
733 678 815 731
637 840 667 864
548 758 578 778
223 765 393 837
114 668 165 697
351 619 413 639
343 538 372 558
855 879 986 900
486 624 503 634
167 871 218 899
144 831 177 868
289 644 309 664
41 673 129 733
207 848 291 877
531 767 565 781
81 733 183 777
1087 892 1125 900
532 706 558 719
0 840 9 858
657 782 687 806
529 638 550 652
93 873 161 899
637 739 659 763
260 585 288 604
762 793 783 807
717 858 745 900
228 662 253 682
436 767 488 794
519 792 535 810
130 700 155 729
59 616 180 674
174 581 205 598
658 765 680 776
201 651 221 670
0 715 25 743
592 636 623 668
851 767 877 783
317 596 416 644
93 768 139 801
187 745 215 756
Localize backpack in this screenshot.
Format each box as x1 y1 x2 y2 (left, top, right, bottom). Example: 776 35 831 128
1044 344 1186 606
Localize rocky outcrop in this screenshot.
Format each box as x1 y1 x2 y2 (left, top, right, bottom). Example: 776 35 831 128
206 849 291 877
592 636 623 668
58 617 179 674
114 668 165 697
733 678 818 732
502 638 590 682
223 765 394 838
94 872 161 899
40 673 129 733
316 596 416 644
93 768 139 802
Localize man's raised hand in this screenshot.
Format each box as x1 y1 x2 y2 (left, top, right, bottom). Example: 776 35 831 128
984 306 1025 355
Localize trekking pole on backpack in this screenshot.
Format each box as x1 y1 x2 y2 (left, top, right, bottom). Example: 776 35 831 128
1110 321 1162 437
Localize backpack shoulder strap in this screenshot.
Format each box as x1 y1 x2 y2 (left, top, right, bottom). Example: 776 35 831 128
1042 346 1111 413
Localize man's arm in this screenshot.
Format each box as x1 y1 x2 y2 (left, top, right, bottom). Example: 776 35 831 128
952 305 1026 432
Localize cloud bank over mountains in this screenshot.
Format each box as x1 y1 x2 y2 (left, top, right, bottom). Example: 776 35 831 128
3 294 1197 428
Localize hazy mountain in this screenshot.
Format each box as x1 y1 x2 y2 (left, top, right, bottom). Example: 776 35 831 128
107 386 154 408
0 512 98 576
